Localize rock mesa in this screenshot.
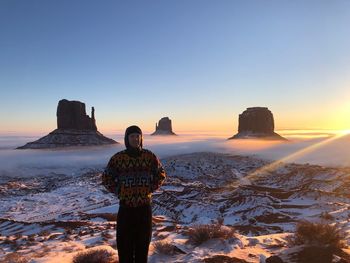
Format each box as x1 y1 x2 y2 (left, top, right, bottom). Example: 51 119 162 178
17 99 117 149
228 107 286 140
151 117 176 135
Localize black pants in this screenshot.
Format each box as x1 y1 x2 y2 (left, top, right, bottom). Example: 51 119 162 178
117 204 152 263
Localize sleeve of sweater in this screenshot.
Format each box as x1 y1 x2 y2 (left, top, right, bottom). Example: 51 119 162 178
102 156 118 195
150 154 166 192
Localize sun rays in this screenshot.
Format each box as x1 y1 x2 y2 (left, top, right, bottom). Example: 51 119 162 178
243 131 349 183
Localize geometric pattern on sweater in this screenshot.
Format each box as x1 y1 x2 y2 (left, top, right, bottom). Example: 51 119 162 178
102 149 166 207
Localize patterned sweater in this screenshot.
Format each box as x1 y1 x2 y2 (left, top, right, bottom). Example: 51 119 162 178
102 149 166 207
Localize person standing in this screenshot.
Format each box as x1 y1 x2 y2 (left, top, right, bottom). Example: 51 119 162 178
102 125 166 263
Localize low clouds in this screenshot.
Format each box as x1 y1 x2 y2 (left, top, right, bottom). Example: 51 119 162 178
0 131 349 179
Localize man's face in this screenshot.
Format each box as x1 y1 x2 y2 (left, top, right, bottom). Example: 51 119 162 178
128 133 142 148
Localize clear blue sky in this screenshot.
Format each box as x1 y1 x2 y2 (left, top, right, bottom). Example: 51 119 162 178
1 0 349 134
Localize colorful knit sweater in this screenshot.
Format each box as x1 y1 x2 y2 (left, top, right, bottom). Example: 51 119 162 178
102 149 166 207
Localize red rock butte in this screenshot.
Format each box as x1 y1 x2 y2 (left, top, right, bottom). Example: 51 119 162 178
17 99 118 149
151 117 177 136
228 107 286 140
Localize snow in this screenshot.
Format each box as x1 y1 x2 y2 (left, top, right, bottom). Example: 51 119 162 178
162 185 185 192
86 204 118 214
1 132 350 262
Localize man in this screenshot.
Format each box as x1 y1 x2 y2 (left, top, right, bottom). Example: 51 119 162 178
102 125 166 263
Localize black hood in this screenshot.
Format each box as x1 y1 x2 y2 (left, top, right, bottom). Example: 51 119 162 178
124 125 143 149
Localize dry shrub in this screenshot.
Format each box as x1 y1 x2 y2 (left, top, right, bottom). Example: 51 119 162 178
3 237 15 245
203 255 248 263
3 253 28 263
27 234 36 242
153 240 176 255
39 230 50 236
14 233 22 240
48 233 61 240
292 221 346 250
42 245 51 253
72 248 118 263
292 246 334 263
320 212 334 221
187 223 236 246
62 246 74 253
32 250 45 258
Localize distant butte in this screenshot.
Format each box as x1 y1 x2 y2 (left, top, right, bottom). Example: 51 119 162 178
151 117 177 136
228 107 286 140
17 99 118 149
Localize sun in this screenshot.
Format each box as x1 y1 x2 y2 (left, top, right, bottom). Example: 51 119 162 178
338 129 350 135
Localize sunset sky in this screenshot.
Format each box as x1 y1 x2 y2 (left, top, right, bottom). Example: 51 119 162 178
1 0 349 135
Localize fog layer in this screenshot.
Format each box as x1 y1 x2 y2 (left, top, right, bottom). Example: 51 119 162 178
0 131 349 178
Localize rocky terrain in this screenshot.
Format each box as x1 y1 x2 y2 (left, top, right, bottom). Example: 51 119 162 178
0 152 349 262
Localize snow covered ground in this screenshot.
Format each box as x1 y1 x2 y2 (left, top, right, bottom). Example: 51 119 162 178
0 132 350 262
